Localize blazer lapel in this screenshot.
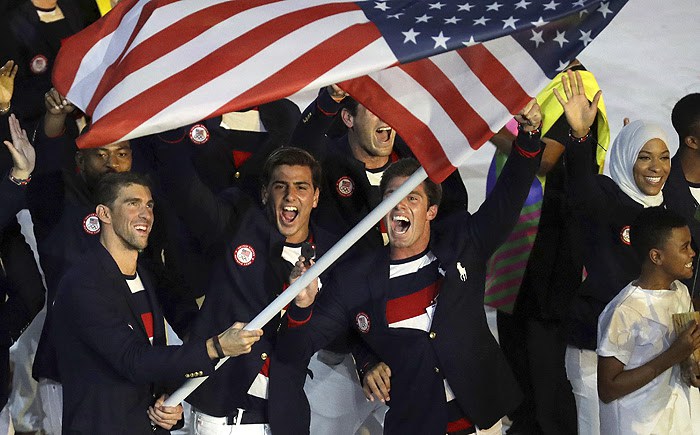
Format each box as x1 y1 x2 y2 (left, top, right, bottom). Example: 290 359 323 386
95 244 151 342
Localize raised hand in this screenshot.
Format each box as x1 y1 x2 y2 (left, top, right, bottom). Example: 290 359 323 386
4 114 35 180
553 69 602 138
44 87 75 116
0 60 18 111
514 98 542 133
326 84 349 102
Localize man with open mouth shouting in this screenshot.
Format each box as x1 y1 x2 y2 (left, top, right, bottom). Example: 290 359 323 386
277 100 544 435
154 143 338 434
291 84 469 251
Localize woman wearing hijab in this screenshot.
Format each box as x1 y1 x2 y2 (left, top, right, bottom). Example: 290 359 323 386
552 70 671 435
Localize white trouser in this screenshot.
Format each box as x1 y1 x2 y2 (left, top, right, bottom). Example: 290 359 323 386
305 351 387 435
565 346 600 435
190 409 270 435
37 378 62 434
8 307 46 432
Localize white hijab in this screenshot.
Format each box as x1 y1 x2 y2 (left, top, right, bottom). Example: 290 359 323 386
608 120 669 208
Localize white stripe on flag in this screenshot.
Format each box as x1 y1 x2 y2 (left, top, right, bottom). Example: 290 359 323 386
430 50 511 133
295 38 397 96
67 0 150 108
482 36 550 97
121 10 380 140
368 66 473 166
94 2 369 120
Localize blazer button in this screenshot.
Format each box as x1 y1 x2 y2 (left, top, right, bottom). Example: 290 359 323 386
185 374 190 378
235 171 241 179
199 371 204 376
429 331 436 339
434 367 440 374
261 352 268 361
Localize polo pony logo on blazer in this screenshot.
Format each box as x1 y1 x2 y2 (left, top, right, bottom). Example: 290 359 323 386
456 262 467 282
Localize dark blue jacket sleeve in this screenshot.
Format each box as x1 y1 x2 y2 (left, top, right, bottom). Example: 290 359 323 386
467 130 543 258
289 88 343 159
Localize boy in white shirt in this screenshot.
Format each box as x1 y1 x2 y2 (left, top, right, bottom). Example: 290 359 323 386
597 207 700 434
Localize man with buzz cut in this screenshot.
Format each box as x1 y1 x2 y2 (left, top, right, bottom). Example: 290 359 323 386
276 100 544 434
51 171 263 434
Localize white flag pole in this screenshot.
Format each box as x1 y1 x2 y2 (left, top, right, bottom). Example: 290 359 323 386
164 167 429 406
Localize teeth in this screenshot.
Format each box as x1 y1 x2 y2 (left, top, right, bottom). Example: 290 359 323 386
686 262 693 268
645 176 661 183
135 225 147 231
283 206 298 212
393 216 409 222
376 127 392 132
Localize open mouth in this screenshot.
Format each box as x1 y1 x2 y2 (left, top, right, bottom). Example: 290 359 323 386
375 126 393 143
281 206 298 224
392 215 411 234
686 261 693 269
134 224 149 235
644 176 662 184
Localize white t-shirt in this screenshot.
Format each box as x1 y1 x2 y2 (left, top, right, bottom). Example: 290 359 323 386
597 280 699 434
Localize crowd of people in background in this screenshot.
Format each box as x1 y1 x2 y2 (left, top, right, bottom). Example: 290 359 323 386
1 1 700 435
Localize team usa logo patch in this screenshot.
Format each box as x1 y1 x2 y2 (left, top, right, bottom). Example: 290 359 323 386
233 244 255 266
620 225 631 246
355 312 371 333
336 176 354 198
189 124 209 144
30 54 48 74
82 213 101 235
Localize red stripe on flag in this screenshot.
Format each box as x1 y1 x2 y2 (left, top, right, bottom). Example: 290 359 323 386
457 45 531 115
85 0 279 115
339 74 455 183
53 0 146 94
398 58 492 147
77 3 368 148
385 280 440 325
210 22 381 121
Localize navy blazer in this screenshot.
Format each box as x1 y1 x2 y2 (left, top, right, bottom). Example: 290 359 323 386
156 138 338 426
277 145 541 434
52 243 215 435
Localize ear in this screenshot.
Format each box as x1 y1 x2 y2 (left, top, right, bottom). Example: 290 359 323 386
96 204 111 225
685 135 699 151
261 186 268 205
341 108 354 129
649 248 663 266
426 204 438 222
312 187 320 209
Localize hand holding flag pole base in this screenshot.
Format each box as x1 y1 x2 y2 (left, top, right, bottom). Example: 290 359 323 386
163 166 429 407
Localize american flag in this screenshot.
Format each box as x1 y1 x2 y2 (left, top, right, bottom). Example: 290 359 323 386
53 0 627 182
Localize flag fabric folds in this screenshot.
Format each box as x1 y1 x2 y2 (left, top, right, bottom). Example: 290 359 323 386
53 0 628 182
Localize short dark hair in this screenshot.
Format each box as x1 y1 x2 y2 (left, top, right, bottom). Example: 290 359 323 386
630 207 688 260
95 172 152 208
262 147 322 189
379 158 442 208
341 96 359 117
671 93 700 143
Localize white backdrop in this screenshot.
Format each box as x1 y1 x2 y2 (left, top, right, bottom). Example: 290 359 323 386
461 0 700 212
